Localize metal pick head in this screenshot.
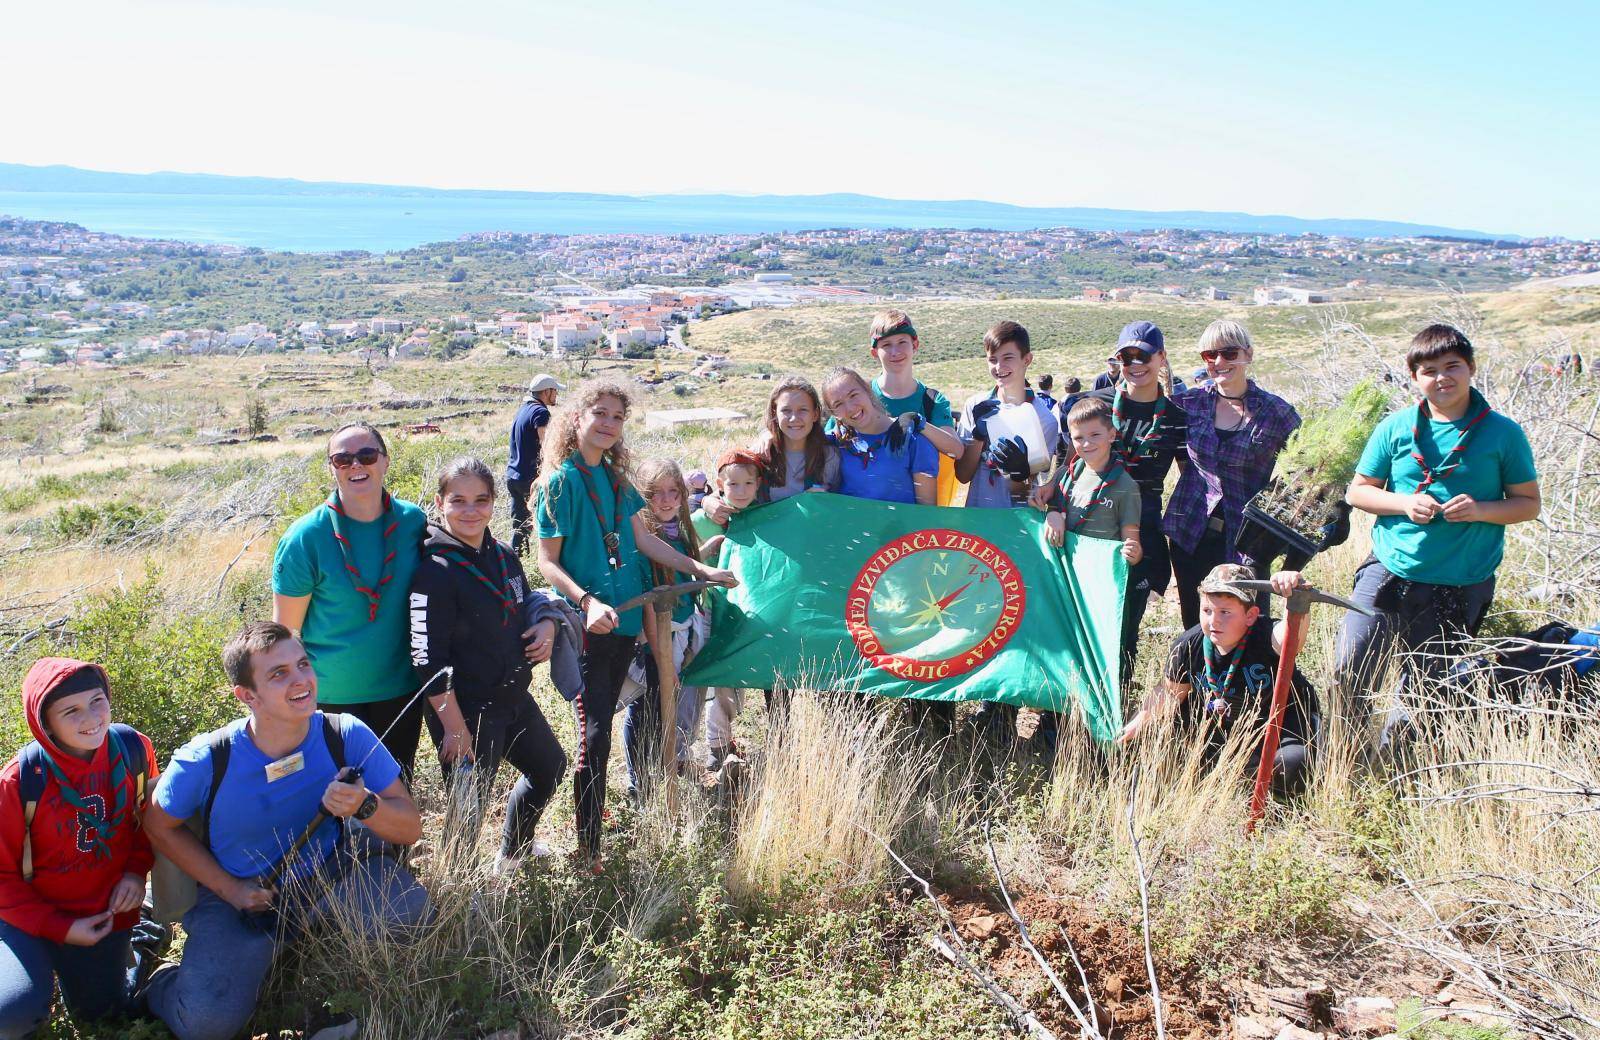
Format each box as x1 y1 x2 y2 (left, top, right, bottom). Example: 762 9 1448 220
1229 579 1374 617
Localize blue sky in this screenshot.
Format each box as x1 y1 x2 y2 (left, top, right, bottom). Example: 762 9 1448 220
7 0 1598 237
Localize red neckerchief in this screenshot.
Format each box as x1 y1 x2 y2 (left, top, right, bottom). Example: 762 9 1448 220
438 535 517 625
1065 457 1125 531
1411 394 1492 493
327 490 398 621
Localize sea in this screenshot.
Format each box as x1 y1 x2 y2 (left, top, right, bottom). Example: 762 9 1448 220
0 190 1066 254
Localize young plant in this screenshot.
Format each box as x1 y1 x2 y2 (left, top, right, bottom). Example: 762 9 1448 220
1255 379 1392 539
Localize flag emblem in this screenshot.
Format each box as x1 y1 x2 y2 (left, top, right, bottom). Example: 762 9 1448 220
844 528 1026 682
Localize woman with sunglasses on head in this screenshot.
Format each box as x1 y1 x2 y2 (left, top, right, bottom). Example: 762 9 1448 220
1085 321 1188 678
1162 320 1301 630
272 422 430 776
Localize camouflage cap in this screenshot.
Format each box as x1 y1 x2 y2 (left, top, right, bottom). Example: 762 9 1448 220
1197 563 1258 605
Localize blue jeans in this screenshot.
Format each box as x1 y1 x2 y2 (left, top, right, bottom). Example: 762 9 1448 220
145 850 430 1040
0 921 133 1039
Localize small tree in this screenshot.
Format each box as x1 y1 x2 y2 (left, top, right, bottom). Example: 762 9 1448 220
95 400 121 434
1249 379 1392 545
244 394 269 437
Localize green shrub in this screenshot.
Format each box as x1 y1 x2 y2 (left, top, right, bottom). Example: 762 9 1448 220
1162 827 1349 968
1 571 241 760
0 472 131 514
50 500 162 542
606 887 1001 1040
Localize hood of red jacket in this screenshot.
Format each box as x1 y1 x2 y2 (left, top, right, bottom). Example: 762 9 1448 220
20 657 112 780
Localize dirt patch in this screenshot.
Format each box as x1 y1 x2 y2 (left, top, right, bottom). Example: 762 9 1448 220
939 885 1229 1040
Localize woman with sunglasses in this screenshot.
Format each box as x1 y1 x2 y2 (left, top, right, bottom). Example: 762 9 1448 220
1162 320 1301 629
1086 321 1188 677
272 422 430 776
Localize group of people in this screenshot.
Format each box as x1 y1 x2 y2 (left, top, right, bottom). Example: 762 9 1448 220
0 308 1542 1039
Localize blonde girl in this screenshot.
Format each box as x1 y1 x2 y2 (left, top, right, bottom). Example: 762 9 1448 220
619 458 717 790
533 382 737 868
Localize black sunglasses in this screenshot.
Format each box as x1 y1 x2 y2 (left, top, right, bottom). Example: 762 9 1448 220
1200 347 1246 363
1116 347 1157 365
328 447 386 469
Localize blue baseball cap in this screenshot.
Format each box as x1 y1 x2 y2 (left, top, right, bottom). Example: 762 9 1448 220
1117 321 1165 354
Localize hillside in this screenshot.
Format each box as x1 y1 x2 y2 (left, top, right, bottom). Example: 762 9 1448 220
0 288 1595 1039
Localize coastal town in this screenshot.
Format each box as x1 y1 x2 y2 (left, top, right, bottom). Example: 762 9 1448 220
2 215 1598 372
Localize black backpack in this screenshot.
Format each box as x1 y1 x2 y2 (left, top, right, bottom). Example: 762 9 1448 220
17 722 148 883
1446 622 1600 702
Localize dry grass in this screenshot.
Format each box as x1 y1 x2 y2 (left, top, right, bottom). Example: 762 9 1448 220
728 689 939 902
7 285 1600 1037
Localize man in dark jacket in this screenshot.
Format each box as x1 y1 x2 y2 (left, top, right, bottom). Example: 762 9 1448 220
506 374 564 555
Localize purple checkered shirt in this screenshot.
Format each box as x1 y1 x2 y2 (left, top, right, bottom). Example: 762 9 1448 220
1161 382 1301 556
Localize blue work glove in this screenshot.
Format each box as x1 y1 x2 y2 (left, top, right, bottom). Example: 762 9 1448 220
968 398 1001 443
988 436 1032 483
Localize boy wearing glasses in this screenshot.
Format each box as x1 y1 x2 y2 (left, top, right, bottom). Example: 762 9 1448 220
1335 324 1540 720
272 423 430 775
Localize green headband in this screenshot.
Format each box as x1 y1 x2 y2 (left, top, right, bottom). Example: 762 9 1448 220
871 321 917 348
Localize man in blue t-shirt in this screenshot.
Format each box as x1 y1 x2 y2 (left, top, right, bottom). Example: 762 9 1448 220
507 373 563 555
1336 324 1540 712
144 622 429 1040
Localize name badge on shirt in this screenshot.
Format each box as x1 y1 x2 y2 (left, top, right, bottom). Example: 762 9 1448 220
264 752 305 783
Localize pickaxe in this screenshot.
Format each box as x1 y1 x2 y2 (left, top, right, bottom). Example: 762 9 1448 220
1229 579 1373 832
614 581 712 807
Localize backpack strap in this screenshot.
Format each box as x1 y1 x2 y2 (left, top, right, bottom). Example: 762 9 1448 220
920 387 937 421
198 727 235 849
107 723 148 809
17 743 47 884
321 713 348 772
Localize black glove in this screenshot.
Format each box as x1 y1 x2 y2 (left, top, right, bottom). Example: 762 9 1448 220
968 398 1001 443
988 436 1032 483
887 412 924 452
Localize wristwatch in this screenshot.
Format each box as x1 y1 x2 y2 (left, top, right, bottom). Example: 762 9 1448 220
353 792 380 821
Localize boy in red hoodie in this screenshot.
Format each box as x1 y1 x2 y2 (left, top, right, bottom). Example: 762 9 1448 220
0 658 157 1038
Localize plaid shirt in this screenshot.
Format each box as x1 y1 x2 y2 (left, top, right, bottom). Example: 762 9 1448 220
1162 382 1301 556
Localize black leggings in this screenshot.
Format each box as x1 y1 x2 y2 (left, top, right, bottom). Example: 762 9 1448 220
572 632 637 857
429 689 567 858
344 690 425 784
1170 525 1229 631
1121 504 1173 681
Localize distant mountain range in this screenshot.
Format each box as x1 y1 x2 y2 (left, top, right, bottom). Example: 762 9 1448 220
0 161 1513 243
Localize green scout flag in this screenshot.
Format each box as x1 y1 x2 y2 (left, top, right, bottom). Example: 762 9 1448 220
681 494 1127 742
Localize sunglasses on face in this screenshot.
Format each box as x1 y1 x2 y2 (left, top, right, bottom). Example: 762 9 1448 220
328 447 385 469
1116 348 1156 365
1200 347 1246 363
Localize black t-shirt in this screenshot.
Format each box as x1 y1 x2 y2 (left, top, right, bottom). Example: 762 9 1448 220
1165 616 1318 745
1083 386 1187 503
